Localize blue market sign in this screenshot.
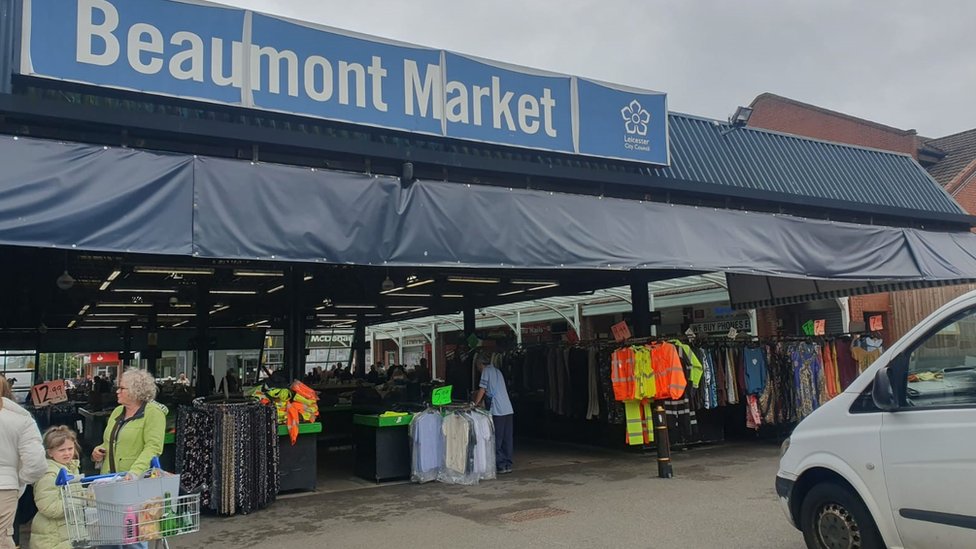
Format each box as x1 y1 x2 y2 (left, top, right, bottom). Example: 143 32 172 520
17 0 669 165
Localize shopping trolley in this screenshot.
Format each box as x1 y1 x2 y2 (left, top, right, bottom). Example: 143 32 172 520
55 457 200 548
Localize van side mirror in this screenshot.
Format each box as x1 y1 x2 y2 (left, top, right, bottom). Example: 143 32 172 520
872 366 899 411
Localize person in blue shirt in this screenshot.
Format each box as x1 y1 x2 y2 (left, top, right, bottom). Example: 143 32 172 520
472 356 514 474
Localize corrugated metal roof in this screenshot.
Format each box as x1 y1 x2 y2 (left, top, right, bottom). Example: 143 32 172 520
661 113 964 216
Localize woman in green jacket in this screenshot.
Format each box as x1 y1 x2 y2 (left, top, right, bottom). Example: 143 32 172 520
31 426 80 549
91 369 166 478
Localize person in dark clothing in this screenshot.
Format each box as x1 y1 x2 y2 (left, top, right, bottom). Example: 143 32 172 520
366 364 380 384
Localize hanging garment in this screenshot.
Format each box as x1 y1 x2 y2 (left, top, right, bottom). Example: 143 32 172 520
745 395 762 430
672 340 704 388
623 400 654 446
834 338 860 390
441 413 477 485
633 345 655 400
851 341 883 374
468 411 496 481
569 347 589 419
792 343 824 420
648 342 687 400
410 410 444 483
725 347 738 405
831 342 842 394
696 348 717 409
547 347 559 412
586 347 601 420
611 347 637 402
743 346 768 395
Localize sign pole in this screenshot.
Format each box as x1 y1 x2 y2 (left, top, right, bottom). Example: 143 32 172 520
630 272 672 479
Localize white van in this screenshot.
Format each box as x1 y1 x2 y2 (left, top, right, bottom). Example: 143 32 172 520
776 290 976 549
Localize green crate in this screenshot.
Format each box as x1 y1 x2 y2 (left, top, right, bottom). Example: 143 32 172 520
353 414 412 428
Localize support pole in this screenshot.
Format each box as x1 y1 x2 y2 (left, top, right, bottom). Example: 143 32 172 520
146 309 158 377
283 266 306 381
630 272 673 479
121 324 132 370
354 317 366 377
463 305 476 337
195 280 211 397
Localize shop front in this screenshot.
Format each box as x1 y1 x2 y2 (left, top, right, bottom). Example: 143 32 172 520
3 0 976 510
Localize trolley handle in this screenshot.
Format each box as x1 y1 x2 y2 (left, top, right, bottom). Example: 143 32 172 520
56 456 164 486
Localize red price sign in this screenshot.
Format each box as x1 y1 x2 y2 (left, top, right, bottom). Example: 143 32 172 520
813 319 826 336
869 315 884 331
611 321 632 342
30 380 68 408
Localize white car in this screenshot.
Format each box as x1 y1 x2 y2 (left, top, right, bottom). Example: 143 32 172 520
777 290 976 549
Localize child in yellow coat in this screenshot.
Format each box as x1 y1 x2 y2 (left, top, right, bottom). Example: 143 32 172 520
31 426 80 549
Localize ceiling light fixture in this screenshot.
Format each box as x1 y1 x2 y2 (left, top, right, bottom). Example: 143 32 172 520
113 288 177 294
107 270 122 281
233 269 283 277
380 286 404 295
389 293 431 298
134 266 214 275
246 320 269 327
77 305 90 316
97 303 151 308
99 281 111 291
441 294 465 298
528 283 560 291
67 320 76 328
266 284 285 294
386 305 416 309
171 320 189 327
159 313 195 318
335 304 374 309
447 276 500 284
209 289 258 295
90 313 137 317
511 279 558 285
406 278 434 288
304 275 313 282
499 289 526 297
210 305 230 315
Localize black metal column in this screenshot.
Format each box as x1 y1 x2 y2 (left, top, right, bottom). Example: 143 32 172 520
121 324 132 369
354 316 366 377
283 266 306 381
195 280 211 397
630 272 673 479
146 309 158 376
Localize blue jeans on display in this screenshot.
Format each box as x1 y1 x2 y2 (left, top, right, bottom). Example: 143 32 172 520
493 414 514 471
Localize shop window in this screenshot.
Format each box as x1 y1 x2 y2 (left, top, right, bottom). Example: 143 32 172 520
905 310 976 408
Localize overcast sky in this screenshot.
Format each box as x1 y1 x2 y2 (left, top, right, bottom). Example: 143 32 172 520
214 0 974 138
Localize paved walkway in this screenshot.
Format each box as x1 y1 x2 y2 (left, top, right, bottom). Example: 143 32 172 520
173 440 805 549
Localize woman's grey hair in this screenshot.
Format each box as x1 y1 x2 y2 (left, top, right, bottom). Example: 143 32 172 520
122 368 157 403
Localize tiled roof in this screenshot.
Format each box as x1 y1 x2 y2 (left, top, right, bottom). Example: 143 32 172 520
925 129 976 189
661 113 964 216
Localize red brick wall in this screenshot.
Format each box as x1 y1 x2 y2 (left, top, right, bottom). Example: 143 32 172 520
755 307 779 337
748 94 918 158
951 173 976 216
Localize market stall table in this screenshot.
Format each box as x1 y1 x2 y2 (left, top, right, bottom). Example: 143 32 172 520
353 414 412 483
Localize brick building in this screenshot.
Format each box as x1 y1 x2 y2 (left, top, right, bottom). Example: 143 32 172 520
746 93 976 341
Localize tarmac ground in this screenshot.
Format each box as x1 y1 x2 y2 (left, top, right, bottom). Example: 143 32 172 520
172 439 806 549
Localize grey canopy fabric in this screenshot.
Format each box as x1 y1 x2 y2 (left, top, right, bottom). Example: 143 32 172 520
2 135 976 283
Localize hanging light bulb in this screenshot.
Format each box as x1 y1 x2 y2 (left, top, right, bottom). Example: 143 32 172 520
381 275 396 292
56 270 75 290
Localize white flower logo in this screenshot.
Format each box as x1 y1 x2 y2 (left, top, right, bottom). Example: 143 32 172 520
621 99 651 136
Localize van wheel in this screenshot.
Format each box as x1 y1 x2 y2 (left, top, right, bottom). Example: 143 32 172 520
800 482 883 549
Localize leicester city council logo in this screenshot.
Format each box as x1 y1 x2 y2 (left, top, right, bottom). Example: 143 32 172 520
621 100 651 136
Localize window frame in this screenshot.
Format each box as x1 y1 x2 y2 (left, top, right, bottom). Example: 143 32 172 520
891 306 976 412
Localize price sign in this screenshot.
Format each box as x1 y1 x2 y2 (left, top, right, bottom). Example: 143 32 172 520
869 315 884 331
813 320 826 336
30 380 68 408
611 321 632 342
431 385 452 406
801 320 815 336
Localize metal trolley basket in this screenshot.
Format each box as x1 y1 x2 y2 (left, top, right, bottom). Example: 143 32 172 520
56 458 200 548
